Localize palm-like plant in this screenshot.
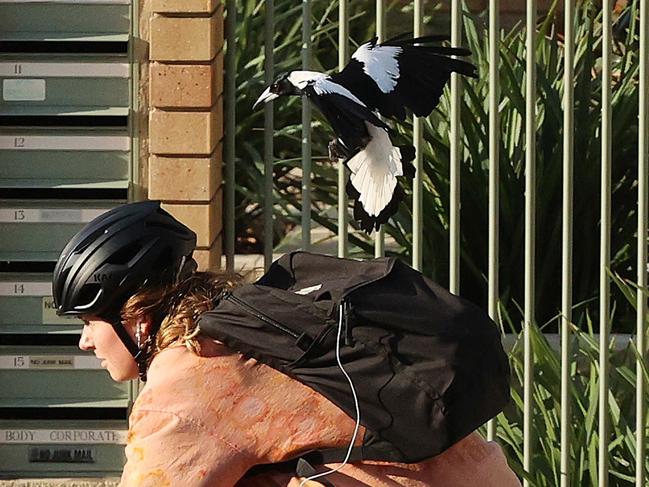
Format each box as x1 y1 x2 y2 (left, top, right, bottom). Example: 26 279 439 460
232 0 643 331
390 1 642 332
232 2 647 484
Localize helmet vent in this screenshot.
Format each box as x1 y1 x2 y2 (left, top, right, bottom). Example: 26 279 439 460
53 267 71 302
76 283 102 308
106 242 143 265
75 226 110 253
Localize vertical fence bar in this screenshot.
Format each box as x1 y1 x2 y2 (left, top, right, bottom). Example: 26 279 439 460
486 0 500 443
338 0 349 258
374 0 386 259
263 0 274 270
449 0 461 294
301 0 312 250
560 0 575 484
523 0 536 484
374 225 385 257
224 0 236 270
374 222 385 257
636 1 648 485
412 0 423 271
599 2 612 486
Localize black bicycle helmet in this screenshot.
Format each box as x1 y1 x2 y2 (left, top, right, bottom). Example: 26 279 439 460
53 200 197 368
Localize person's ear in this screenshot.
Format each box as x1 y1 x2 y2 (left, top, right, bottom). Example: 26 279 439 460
135 315 153 336
132 315 154 349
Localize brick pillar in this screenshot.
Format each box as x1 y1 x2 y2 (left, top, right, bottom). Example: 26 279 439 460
147 0 224 271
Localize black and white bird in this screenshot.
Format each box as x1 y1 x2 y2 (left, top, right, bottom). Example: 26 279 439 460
254 34 477 232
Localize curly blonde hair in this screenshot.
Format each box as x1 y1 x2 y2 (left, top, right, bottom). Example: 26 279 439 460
121 270 243 359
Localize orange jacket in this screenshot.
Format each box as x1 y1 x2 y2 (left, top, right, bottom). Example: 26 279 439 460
120 339 521 487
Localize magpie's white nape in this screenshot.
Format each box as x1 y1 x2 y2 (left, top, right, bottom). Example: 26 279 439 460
254 34 477 233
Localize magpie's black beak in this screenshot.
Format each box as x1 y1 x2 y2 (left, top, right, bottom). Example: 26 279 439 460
253 86 279 110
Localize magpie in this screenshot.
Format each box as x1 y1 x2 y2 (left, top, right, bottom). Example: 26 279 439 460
254 34 477 232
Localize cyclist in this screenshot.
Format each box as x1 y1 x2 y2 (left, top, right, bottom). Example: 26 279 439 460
53 200 521 487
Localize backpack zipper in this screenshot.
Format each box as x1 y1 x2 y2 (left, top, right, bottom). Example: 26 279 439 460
221 290 301 340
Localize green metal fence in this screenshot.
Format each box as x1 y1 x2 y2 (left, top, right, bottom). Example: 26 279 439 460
223 2 649 486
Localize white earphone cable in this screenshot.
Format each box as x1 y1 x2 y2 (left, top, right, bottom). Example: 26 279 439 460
298 301 361 486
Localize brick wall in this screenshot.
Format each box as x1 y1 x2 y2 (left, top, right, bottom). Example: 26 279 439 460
145 0 223 271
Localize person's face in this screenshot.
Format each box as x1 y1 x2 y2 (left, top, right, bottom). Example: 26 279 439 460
78 316 139 382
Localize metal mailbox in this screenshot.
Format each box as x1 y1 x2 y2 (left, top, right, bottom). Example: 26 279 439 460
0 346 130 408
0 59 130 115
0 2 135 479
0 273 83 334
0 0 131 42
0 130 130 189
0 199 121 262
0 419 127 476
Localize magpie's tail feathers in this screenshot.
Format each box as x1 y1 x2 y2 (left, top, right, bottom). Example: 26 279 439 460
397 145 416 179
345 132 416 233
348 181 405 233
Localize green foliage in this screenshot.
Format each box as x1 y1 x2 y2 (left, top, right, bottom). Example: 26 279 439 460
391 1 642 331
486 275 648 486
232 3 649 483
232 0 644 326
230 0 372 251
494 319 648 485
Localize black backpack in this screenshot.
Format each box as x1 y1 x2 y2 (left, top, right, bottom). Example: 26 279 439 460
198 251 510 465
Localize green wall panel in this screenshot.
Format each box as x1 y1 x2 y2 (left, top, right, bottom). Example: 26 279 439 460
0 59 130 113
0 346 130 408
0 2 130 41
0 130 130 189
0 273 83 334
0 419 126 476
0 199 123 262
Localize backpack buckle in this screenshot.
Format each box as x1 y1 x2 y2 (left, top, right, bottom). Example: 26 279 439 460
295 332 314 351
342 300 355 346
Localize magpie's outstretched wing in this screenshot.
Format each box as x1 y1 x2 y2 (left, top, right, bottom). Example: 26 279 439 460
304 77 389 154
331 35 477 121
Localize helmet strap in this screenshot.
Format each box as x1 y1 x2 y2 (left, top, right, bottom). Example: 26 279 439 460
109 320 150 381
133 325 154 382
110 320 139 357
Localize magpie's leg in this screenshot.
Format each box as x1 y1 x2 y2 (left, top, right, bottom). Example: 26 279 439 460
328 139 349 161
